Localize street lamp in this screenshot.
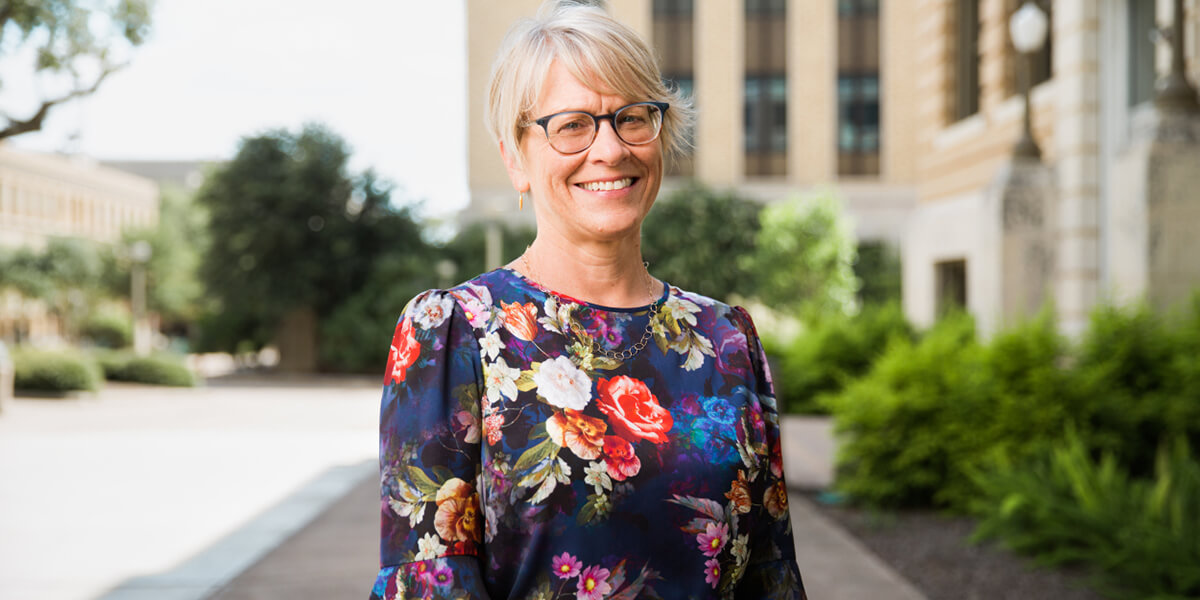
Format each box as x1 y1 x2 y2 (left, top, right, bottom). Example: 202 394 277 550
129 240 152 356
1010 0 1049 160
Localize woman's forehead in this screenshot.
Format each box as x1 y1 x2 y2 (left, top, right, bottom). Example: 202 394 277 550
534 60 631 113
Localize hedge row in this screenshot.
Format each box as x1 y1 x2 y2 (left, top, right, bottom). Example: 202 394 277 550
12 350 196 393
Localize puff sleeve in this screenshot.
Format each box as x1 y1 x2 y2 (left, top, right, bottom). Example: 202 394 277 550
369 290 492 599
730 307 808 600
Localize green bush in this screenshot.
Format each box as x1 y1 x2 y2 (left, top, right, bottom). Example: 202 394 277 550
95 351 195 387
12 350 102 393
971 430 1200 599
771 302 913 414
827 312 995 508
81 312 132 348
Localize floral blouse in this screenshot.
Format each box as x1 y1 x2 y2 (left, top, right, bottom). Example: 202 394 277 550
370 268 806 600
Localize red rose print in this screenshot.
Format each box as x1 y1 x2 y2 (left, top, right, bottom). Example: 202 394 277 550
596 376 673 444
385 317 420 385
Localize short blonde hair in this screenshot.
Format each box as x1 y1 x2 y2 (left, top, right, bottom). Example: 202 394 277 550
485 0 694 169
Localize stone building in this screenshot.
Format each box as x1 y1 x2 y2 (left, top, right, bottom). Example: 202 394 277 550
903 0 1200 336
464 0 1200 336
0 145 159 344
463 0 918 262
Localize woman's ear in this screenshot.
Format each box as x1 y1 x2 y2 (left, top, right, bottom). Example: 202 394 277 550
500 141 530 194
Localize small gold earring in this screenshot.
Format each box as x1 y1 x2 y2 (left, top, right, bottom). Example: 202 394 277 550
519 191 524 210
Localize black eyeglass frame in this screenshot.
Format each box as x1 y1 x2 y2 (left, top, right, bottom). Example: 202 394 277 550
526 101 670 154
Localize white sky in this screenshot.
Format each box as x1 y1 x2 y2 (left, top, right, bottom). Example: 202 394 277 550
4 0 469 218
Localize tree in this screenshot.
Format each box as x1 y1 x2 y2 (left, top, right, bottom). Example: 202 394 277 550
0 0 153 140
196 124 430 364
751 192 861 318
641 182 763 301
0 237 106 341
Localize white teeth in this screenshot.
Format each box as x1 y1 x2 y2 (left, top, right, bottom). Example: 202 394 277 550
581 178 632 192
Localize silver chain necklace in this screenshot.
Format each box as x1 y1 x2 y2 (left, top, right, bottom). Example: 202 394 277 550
520 247 661 362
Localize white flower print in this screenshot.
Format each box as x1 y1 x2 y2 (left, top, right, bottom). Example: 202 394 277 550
484 358 520 404
664 295 702 326
731 534 750 565
584 460 613 494
533 355 592 411
480 331 505 360
412 293 455 329
414 532 447 560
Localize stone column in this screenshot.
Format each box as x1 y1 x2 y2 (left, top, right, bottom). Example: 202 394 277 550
1109 107 1200 311
694 1 744 185
977 159 1056 337
1052 0 1103 336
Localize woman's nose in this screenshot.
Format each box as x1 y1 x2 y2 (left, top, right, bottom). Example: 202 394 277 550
588 120 630 162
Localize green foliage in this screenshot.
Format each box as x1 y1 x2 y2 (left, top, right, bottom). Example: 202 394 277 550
95 351 195 387
0 0 153 140
641 182 762 301
827 312 995 508
318 253 438 373
196 124 430 355
752 192 860 318
81 310 132 348
437 222 536 286
770 302 913 414
854 241 901 306
0 238 108 339
12 350 102 393
971 431 1200 599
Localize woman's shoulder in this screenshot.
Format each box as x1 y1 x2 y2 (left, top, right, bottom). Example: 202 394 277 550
666 285 756 329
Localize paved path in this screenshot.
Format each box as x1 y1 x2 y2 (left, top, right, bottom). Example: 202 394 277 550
0 378 927 600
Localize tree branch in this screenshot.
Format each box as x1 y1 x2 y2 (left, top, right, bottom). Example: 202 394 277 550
0 61 127 141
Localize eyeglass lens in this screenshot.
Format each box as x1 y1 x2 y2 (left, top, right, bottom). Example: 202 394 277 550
544 104 663 153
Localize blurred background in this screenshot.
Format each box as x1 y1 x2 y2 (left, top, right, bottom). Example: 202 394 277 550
2 1 1200 599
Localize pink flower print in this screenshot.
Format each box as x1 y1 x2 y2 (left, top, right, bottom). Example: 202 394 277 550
696 521 729 557
704 558 721 588
484 413 505 446
576 565 612 600
428 564 453 587
551 552 582 580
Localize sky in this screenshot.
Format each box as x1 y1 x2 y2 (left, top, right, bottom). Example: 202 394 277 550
4 0 469 218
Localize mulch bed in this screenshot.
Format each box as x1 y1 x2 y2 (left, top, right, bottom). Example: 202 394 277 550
805 494 1106 600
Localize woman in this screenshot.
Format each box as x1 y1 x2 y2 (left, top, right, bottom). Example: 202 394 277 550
371 2 806 598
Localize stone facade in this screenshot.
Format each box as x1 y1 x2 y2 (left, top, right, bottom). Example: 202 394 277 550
463 0 919 267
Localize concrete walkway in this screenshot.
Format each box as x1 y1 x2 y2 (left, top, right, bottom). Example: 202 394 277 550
0 378 927 600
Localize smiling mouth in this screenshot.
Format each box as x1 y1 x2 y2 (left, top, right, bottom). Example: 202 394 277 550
578 178 635 192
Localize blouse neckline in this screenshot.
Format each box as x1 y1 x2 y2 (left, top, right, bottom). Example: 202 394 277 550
496 267 671 314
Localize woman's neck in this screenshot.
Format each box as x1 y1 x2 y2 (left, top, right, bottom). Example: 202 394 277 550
513 234 661 308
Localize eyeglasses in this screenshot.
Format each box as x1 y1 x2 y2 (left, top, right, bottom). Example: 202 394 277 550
526 101 669 154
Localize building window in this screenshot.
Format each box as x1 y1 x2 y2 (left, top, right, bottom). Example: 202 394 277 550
653 0 695 176
838 0 880 176
745 0 787 176
954 0 981 121
1128 0 1156 107
935 259 968 316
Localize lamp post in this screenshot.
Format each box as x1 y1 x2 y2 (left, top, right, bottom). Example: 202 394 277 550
1154 0 1200 114
1010 0 1049 160
129 240 152 356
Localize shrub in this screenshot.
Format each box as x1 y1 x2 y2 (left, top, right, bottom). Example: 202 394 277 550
971 430 1200 599
81 312 132 348
771 302 913 414
96 351 196 387
827 312 996 508
12 350 102 393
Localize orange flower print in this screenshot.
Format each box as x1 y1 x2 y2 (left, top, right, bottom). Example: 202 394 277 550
725 469 751 514
500 300 539 341
602 435 641 481
385 317 420 385
763 480 789 520
484 413 504 446
434 478 481 543
596 376 673 444
546 409 606 460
